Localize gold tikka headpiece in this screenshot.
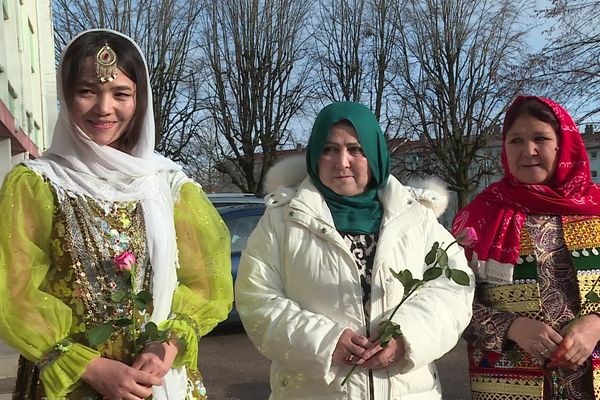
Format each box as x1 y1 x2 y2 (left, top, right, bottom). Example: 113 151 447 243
96 43 118 83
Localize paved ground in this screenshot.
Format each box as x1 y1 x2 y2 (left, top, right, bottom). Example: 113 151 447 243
0 340 16 400
0 325 472 399
200 323 471 399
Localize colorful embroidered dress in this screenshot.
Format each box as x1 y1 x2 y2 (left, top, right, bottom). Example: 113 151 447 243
0 166 233 399
465 215 599 399
452 96 600 400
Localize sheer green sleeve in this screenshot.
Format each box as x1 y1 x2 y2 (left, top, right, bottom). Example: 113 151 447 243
0 165 100 397
160 182 233 369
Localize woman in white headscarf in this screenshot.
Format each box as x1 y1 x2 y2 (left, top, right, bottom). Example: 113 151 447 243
0 29 233 400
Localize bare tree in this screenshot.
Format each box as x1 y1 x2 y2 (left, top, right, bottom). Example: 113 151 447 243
391 0 532 208
51 0 205 161
533 0 600 121
313 0 367 103
182 125 224 192
366 0 403 125
312 0 402 135
200 0 313 193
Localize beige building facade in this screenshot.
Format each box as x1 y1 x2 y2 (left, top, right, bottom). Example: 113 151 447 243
0 0 56 389
0 0 56 183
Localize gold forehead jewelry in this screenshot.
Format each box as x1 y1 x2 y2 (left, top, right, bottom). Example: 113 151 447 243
96 43 118 83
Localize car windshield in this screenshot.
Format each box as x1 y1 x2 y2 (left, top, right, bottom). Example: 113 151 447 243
224 213 262 253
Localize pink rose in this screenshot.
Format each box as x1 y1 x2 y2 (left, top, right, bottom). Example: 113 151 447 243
455 227 477 247
113 251 136 272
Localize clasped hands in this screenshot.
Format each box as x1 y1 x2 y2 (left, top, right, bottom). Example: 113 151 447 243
507 315 600 370
333 328 404 370
81 340 179 400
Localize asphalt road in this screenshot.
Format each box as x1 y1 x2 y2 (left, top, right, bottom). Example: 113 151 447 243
200 323 472 400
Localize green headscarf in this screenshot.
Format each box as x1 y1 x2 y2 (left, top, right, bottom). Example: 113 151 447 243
306 102 390 234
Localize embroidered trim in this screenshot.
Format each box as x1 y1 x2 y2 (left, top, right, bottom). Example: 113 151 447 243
471 374 544 397
169 313 200 339
519 228 535 255
563 216 600 250
480 283 542 313
36 338 74 371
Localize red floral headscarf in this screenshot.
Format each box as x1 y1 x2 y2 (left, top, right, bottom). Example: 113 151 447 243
452 96 600 271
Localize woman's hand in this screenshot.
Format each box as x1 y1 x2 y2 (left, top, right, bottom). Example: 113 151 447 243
81 356 162 400
332 328 371 365
132 340 179 378
507 317 563 361
548 314 600 369
358 336 405 370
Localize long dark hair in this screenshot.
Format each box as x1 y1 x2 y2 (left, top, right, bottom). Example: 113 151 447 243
61 31 148 153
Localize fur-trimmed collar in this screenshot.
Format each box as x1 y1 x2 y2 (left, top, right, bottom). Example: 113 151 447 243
263 155 449 217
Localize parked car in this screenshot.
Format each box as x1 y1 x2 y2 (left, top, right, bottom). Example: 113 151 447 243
209 197 266 324
207 192 264 207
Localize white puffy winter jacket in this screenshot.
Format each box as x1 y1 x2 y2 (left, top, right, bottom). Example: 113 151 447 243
235 160 474 400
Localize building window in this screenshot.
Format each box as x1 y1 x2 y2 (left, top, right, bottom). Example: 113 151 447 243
592 152 598 159
593 171 598 178
34 120 41 145
26 111 32 134
2 0 8 20
28 19 36 72
7 82 17 114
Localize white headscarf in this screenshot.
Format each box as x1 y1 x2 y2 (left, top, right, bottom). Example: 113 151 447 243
24 29 189 399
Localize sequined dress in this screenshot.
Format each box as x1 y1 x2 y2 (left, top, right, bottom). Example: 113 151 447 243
0 166 233 399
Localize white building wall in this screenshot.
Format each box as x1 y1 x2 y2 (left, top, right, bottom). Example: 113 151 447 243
0 0 56 184
0 138 10 180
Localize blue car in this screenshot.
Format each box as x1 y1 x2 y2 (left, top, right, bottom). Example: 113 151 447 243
211 202 265 324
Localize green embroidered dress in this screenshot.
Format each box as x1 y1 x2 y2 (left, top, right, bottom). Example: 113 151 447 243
0 166 233 399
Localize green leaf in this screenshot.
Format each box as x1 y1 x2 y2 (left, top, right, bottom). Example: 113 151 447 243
450 269 471 286
378 321 403 347
424 244 438 265
110 290 128 303
391 327 403 339
505 346 522 366
391 269 414 287
133 290 153 311
422 267 443 281
112 318 132 327
400 270 413 286
136 290 153 304
134 298 148 311
436 248 449 268
87 323 116 347
144 322 159 340
445 267 452 279
403 278 422 297
408 278 422 291
390 268 403 281
585 291 600 303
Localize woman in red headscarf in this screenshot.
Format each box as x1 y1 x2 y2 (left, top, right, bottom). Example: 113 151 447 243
452 96 600 399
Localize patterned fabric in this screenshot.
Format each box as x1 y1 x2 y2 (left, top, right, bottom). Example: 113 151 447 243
341 231 378 400
452 96 600 269
466 215 598 399
341 232 378 324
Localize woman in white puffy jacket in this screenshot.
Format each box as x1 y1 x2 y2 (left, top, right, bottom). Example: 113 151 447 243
235 102 475 399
